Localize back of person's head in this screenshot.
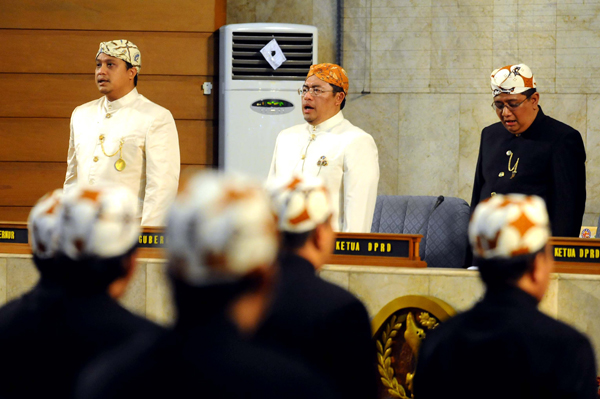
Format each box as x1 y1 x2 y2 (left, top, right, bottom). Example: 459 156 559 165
469 194 552 294
28 189 63 268
166 171 279 316
51 184 140 295
267 175 335 265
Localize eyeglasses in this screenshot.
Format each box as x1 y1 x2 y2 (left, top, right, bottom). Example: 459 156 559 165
298 86 335 97
491 96 532 112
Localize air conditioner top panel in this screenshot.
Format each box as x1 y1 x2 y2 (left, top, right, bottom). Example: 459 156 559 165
220 23 318 35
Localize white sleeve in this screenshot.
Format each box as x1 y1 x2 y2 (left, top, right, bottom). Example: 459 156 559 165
63 110 78 193
342 133 379 232
141 109 180 226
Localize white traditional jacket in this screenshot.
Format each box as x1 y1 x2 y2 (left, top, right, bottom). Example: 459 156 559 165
268 111 379 232
64 88 180 226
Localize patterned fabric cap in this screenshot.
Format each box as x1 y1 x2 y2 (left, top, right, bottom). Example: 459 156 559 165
469 194 550 259
267 175 333 234
56 184 140 260
307 63 349 94
166 171 278 285
96 40 142 73
28 189 63 259
490 64 536 96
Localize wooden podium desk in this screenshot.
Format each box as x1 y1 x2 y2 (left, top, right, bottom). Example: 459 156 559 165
0 222 599 274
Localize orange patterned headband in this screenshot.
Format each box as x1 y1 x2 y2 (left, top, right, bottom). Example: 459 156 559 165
307 63 349 94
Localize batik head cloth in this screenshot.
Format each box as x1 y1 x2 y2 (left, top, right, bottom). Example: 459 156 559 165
490 64 536 96
166 171 278 286
56 184 140 260
267 175 333 234
469 194 550 259
96 40 142 73
307 63 349 94
28 189 63 259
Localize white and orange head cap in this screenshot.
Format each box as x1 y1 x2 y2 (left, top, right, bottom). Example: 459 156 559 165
28 189 63 259
268 175 333 233
166 171 279 285
490 64 536 97
56 184 140 260
469 194 550 259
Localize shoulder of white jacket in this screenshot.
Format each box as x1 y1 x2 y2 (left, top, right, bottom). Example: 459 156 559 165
337 118 375 140
135 93 172 115
73 97 103 113
277 122 309 136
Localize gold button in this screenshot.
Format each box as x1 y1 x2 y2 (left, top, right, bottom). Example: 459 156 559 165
491 192 496 196
93 157 99 162
301 155 306 160
506 150 511 156
499 172 504 177
106 113 112 119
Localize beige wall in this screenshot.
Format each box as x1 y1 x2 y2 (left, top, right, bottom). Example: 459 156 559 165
228 0 600 226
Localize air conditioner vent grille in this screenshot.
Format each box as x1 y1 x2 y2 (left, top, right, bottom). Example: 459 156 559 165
231 32 314 81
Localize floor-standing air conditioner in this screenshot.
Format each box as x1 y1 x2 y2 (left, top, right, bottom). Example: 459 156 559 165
219 23 318 179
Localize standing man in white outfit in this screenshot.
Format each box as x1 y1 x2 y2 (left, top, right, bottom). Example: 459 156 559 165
268 63 379 232
63 40 180 226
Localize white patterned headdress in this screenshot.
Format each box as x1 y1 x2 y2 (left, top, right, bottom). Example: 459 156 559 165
491 64 536 96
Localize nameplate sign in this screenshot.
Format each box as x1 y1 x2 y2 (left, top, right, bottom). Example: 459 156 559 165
0 225 28 244
328 233 425 268
553 245 600 263
138 231 166 248
334 236 409 258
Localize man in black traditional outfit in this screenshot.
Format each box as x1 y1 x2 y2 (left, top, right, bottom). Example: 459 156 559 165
0 185 160 399
414 194 597 399
471 64 586 237
76 171 336 399
258 174 377 399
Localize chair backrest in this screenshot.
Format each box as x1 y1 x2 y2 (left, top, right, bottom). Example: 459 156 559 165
371 195 470 268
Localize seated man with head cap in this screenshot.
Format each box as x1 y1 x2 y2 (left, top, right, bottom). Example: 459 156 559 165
64 39 180 226
471 64 586 237
0 185 161 399
268 63 379 233
414 194 597 399
257 175 377 399
75 171 336 399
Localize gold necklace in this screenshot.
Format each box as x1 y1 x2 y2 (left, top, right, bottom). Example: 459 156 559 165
99 134 126 171
507 150 519 179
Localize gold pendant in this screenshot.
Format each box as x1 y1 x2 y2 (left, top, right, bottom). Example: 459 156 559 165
510 172 516 179
115 158 126 171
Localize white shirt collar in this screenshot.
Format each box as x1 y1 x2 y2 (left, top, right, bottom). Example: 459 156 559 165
103 88 139 112
307 111 344 133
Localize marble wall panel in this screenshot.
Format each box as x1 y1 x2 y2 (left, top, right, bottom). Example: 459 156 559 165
226 0 256 24
431 4 493 18
557 4 600 32
344 93 399 195
0 258 6 306
146 260 176 326
586 95 600 216
319 266 350 290
428 272 484 312
370 4 432 18
254 0 313 25
556 275 600 365
539 275 558 318
117 261 147 318
313 0 337 63
540 94 587 144
348 269 429 317
6 257 38 301
371 31 431 51
372 17 431 32
344 31 367 52
458 94 499 202
397 94 460 197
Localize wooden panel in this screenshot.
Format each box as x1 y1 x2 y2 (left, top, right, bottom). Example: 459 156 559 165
0 74 215 120
0 162 211 206
0 30 215 76
0 162 67 206
0 118 213 164
0 207 32 223
1 0 223 32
